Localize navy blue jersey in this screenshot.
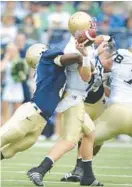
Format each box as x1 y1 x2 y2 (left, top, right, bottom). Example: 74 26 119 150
31 48 66 120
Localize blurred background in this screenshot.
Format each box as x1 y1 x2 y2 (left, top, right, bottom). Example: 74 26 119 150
1 1 132 141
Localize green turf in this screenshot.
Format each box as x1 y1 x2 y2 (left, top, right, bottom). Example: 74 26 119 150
1 142 132 187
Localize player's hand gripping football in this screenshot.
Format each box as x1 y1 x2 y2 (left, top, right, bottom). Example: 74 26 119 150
75 29 97 47
76 41 88 56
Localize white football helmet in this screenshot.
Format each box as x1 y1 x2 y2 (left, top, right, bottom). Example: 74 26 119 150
26 43 49 69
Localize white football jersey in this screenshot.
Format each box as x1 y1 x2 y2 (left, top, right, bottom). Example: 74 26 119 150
64 36 103 98
64 36 92 98
56 37 104 112
109 49 132 103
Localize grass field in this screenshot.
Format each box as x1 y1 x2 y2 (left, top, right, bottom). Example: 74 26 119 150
1 141 132 187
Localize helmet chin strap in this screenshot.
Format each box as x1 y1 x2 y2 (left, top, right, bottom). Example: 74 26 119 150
85 30 96 41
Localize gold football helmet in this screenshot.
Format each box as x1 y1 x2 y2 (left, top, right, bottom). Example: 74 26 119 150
26 43 48 69
68 11 94 36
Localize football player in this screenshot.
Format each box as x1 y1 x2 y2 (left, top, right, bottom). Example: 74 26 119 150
60 12 110 182
94 43 132 145
0 43 85 160
61 39 132 182
27 12 103 187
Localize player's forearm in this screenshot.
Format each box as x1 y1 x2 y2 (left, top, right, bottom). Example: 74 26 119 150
95 35 110 45
60 53 82 66
78 56 92 82
78 66 92 82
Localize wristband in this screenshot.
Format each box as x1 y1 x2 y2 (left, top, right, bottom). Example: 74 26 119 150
82 56 91 67
54 55 62 67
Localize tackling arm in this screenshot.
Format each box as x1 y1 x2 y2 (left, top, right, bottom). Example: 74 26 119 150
54 53 82 67
54 52 91 81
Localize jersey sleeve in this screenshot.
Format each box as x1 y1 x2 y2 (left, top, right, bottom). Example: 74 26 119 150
64 36 80 70
39 47 64 66
66 63 79 71
41 47 64 61
64 36 78 54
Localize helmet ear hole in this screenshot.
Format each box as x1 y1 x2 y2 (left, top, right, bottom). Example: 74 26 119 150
26 43 48 69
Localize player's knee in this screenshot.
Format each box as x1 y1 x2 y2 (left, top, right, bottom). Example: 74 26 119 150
65 140 76 150
2 149 16 159
26 137 36 148
61 136 78 148
83 131 95 142
14 137 35 155
2 128 25 147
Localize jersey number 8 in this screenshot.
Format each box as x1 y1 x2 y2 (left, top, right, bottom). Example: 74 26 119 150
114 54 124 64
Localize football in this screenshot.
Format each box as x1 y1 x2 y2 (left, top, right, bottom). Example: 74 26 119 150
76 29 97 46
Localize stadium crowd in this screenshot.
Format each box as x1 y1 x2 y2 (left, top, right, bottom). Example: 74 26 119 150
1 1 132 140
